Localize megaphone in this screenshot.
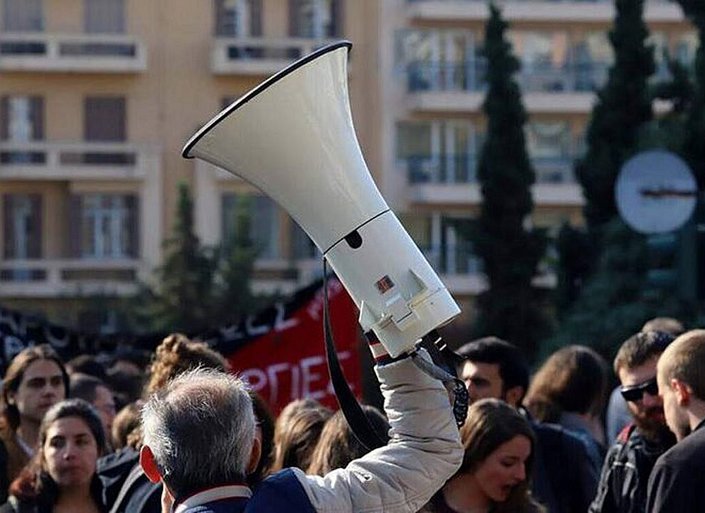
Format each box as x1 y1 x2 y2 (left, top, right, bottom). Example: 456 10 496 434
183 41 459 359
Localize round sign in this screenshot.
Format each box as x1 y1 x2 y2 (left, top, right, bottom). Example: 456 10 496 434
615 150 697 234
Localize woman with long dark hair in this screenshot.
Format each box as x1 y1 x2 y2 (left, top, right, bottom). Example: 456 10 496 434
0 399 107 513
427 399 543 513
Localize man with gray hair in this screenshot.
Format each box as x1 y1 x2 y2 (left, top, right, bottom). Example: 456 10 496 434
139 350 463 513
646 329 705 512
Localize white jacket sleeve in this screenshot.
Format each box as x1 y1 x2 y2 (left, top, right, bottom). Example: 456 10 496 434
294 349 463 513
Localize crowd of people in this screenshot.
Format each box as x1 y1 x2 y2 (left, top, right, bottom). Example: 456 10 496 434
0 316 702 512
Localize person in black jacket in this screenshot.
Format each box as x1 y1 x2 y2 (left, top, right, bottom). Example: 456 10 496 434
646 329 705 513
589 331 676 513
454 337 598 513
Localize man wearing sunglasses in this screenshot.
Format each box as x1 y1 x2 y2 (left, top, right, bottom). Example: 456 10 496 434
589 331 676 513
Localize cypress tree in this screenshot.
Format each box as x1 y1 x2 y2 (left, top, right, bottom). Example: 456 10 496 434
472 3 549 357
574 0 655 230
142 183 216 333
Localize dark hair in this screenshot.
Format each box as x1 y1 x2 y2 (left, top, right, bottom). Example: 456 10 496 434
249 391 275 485
456 337 530 399
66 354 107 381
459 399 538 513
2 345 70 430
271 399 332 472
307 406 389 476
525 345 609 421
613 331 675 375
70 373 109 404
641 317 685 337
8 399 107 510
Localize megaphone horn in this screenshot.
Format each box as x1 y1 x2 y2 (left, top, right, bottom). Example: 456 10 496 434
183 41 459 359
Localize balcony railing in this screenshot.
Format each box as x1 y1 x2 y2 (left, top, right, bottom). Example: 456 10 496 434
0 32 147 72
408 0 668 3
405 154 478 184
401 153 578 185
0 258 143 298
421 243 484 276
211 37 338 75
0 141 155 180
407 60 610 93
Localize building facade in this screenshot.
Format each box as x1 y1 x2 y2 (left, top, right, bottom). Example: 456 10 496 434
0 0 694 330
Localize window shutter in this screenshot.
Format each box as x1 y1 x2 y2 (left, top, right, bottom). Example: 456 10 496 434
84 97 126 141
250 0 263 37
27 194 42 258
31 96 44 140
3 195 16 259
0 96 8 140
125 194 139 258
68 195 82 257
332 0 344 37
289 0 301 36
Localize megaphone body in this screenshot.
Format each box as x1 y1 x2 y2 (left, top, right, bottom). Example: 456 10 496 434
183 41 459 358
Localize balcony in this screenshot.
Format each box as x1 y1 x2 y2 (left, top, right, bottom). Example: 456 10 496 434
406 0 682 24
0 259 143 298
0 141 158 181
0 32 147 73
406 60 607 113
401 153 583 206
211 37 338 75
422 243 486 295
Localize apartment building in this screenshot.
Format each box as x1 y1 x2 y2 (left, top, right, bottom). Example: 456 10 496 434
0 0 694 330
377 0 693 316
0 0 378 330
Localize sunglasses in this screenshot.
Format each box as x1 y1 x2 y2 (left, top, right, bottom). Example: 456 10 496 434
620 377 659 403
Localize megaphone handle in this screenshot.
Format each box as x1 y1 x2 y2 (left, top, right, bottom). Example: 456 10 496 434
322 259 388 452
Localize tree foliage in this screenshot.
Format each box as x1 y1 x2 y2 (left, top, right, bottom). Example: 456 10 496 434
471 3 550 358
574 0 655 230
129 184 260 335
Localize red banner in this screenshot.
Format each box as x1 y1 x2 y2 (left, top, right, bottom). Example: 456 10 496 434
224 279 362 414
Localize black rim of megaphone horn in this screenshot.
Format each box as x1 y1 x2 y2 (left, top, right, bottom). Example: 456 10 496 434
182 40 353 159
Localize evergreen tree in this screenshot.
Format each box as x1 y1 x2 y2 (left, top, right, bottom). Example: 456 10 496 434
472 3 549 357
544 220 685 359
555 0 655 315
211 195 259 325
140 183 216 334
574 0 655 230
673 1 705 187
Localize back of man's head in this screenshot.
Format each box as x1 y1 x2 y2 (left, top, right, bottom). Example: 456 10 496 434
641 317 685 337
141 368 256 499
658 329 705 403
614 330 675 376
455 337 530 398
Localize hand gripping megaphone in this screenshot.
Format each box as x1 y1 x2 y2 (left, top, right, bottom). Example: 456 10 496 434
182 41 459 360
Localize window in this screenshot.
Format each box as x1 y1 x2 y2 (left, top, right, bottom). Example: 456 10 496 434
2 0 43 31
222 194 280 259
526 122 574 183
2 194 42 259
214 0 262 37
292 223 319 259
573 32 612 91
397 120 478 184
69 194 138 258
289 0 342 38
510 31 570 91
0 95 45 164
84 0 125 33
397 29 478 91
84 97 126 142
